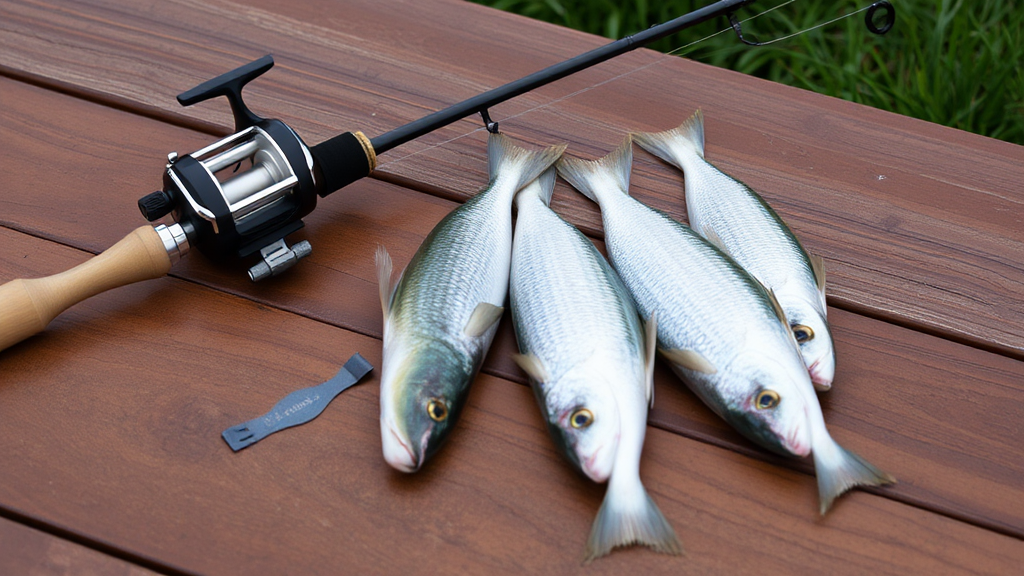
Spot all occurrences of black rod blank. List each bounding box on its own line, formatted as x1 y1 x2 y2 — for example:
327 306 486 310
367 0 756 155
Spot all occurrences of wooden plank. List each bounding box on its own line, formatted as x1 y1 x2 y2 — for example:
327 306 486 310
0 515 157 575
650 306 1024 537
1 228 1022 575
1 0 1023 359
2 77 1024 537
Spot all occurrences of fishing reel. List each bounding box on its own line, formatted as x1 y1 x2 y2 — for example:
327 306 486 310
0 55 377 352
137 55 376 281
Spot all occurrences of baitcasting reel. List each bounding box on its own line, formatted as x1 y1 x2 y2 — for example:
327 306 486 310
136 55 375 282
0 54 377 351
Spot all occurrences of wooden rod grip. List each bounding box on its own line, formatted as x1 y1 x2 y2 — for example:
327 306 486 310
0 226 173 352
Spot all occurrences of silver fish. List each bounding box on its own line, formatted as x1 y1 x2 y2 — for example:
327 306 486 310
558 138 893 514
510 169 680 561
376 134 566 472
633 110 835 390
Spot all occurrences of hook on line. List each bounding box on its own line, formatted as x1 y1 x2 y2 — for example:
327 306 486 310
480 109 500 134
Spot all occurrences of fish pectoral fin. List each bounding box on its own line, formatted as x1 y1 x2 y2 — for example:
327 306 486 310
701 225 732 259
751 276 792 329
512 352 549 383
464 302 504 337
765 286 789 326
809 253 827 299
762 286 802 348
661 348 717 375
375 245 396 317
643 312 657 407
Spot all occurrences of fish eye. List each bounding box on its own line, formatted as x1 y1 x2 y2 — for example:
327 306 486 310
426 399 449 422
792 324 815 343
570 408 594 429
755 390 780 410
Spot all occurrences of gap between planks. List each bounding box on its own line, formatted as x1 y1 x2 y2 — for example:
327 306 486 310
0 503 198 576
3 222 1020 543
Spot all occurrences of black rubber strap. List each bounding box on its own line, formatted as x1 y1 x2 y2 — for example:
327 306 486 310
221 353 374 451
310 132 374 196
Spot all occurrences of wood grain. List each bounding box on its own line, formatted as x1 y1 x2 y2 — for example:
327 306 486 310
0 516 157 575
1 228 1022 575
1 0 1022 359
2 77 1024 538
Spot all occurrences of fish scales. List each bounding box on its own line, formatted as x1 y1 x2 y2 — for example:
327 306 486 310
633 111 835 389
377 133 566 473
511 218 637 374
510 169 680 561
392 188 514 349
597 181 788 413
558 138 893 516
682 152 822 335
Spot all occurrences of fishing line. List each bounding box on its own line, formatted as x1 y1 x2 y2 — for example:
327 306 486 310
376 0 876 170
493 0 797 125
731 1 883 45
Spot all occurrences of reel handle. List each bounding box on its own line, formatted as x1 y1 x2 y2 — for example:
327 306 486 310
0 226 181 352
177 54 273 130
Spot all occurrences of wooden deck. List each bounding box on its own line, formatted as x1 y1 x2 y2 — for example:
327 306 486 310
1 0 1022 573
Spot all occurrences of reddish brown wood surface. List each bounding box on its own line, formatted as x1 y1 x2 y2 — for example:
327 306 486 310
2 228 1023 575
0 515 156 575
1 0 1023 571
1 0 1023 359
2 76 1024 539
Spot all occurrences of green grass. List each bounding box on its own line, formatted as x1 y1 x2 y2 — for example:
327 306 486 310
471 0 1024 145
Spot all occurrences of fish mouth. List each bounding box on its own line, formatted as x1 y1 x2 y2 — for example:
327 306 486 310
782 415 811 458
382 421 420 473
581 432 618 482
582 445 611 482
808 357 834 392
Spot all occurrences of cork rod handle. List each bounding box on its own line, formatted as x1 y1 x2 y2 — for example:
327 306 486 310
0 226 173 352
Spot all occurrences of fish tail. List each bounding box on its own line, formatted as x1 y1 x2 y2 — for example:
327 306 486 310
584 474 682 562
488 132 566 192
813 436 896 515
632 109 705 165
513 167 557 210
556 136 633 204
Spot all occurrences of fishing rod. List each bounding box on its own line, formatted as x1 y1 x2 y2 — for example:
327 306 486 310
0 0 895 352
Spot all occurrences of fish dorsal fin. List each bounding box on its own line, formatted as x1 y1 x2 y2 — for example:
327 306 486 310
809 253 827 297
464 302 504 337
644 312 657 407
701 225 732 259
661 348 717 375
374 245 396 317
512 352 549 383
